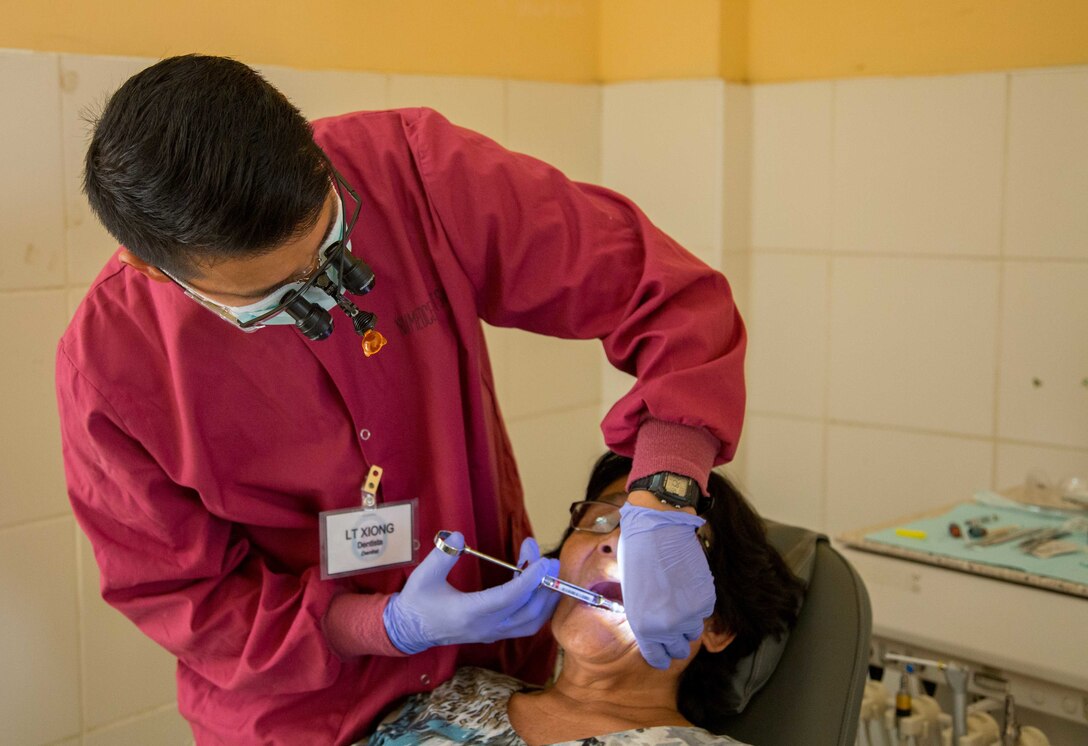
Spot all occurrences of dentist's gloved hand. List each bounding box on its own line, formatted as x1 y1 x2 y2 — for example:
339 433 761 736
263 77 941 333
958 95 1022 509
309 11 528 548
618 503 716 670
383 532 560 655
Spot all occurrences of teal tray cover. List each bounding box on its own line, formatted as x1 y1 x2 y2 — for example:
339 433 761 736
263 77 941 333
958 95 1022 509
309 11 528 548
864 497 1088 588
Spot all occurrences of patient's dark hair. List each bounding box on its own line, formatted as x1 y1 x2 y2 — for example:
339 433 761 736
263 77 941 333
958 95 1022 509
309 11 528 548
83 54 330 280
563 451 805 728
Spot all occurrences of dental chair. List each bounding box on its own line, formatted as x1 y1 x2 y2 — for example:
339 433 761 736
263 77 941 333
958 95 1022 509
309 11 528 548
709 521 872 746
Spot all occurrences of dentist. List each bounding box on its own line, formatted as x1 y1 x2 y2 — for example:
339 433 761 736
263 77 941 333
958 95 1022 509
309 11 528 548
57 54 745 745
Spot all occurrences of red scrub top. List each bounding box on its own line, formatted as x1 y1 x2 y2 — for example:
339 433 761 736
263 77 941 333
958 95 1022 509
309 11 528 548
56 108 745 744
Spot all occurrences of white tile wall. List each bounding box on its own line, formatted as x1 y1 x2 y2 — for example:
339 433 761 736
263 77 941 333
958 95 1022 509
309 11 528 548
601 79 724 265
721 83 753 314
751 81 834 252
1004 69 1088 260
0 50 66 291
82 705 192 746
998 261 1088 448
747 65 1088 550
387 74 506 142
506 81 601 184
508 404 607 550
481 321 511 390
745 68 1088 744
599 366 637 425
994 443 1088 492
724 430 748 491
257 64 387 121
67 285 89 319
720 249 751 319
0 519 81 744
746 253 828 418
825 425 993 535
722 83 752 257
497 333 601 421
59 54 154 285
827 256 1000 436
833 74 1006 256
0 290 71 527
79 533 179 729
739 414 825 529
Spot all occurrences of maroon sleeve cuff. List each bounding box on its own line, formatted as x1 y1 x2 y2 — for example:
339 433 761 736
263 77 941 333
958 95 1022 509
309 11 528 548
627 418 720 495
323 592 408 659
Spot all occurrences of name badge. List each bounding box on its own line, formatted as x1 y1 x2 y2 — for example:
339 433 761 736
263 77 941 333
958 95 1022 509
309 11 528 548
319 499 418 579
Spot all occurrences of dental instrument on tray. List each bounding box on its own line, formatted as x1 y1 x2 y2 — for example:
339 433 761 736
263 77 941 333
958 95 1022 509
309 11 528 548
434 530 625 614
966 525 1032 547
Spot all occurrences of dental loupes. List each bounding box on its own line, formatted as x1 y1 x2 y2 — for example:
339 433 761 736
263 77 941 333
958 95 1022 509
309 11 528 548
434 530 625 614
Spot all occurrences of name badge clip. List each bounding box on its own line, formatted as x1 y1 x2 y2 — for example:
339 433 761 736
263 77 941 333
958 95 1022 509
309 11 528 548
318 464 418 579
361 465 382 510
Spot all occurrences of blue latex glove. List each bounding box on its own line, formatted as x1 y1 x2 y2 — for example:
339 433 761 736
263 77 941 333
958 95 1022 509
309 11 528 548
618 503 716 669
383 532 560 655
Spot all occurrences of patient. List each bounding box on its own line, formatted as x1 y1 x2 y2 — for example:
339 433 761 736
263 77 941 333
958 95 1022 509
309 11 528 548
368 452 804 745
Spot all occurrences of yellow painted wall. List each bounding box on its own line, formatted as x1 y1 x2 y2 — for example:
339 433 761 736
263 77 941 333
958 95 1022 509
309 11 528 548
719 0 749 82
748 0 1088 82
1 0 1087 84
0 0 743 83
598 0 721 81
0 0 599 82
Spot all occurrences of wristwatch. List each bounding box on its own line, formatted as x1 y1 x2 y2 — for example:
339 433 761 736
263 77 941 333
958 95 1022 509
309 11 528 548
628 471 701 510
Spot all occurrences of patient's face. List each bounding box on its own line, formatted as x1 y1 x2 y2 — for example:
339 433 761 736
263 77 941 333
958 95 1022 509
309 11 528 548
551 475 641 665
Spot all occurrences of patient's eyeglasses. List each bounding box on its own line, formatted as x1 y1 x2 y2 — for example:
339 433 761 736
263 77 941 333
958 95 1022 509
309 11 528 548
568 498 715 552
569 501 622 534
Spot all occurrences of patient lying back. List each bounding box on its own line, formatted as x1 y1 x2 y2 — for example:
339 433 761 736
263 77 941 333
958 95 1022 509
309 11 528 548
368 452 804 745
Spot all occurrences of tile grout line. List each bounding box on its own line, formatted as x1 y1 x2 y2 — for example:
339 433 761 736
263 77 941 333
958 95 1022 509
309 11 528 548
80 700 183 739
56 53 71 296
72 518 88 741
991 71 1015 489
505 398 604 425
501 77 510 153
0 512 73 533
747 247 1088 263
749 410 1088 453
821 253 833 533
819 79 839 532
0 285 69 295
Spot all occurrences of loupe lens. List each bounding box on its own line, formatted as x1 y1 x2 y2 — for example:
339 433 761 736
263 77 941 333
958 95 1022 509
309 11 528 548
283 295 333 340
327 244 375 296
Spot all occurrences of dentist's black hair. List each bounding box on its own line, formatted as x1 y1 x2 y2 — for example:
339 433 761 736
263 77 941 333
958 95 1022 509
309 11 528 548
83 54 330 281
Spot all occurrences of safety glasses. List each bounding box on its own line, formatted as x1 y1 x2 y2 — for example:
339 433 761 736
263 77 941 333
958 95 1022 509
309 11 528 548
164 167 362 330
233 168 361 329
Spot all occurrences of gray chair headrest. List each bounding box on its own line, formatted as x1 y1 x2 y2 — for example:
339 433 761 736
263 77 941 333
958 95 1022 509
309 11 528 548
717 520 820 714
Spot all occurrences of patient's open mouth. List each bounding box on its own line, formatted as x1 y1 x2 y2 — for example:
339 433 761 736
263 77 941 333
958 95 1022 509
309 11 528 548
589 581 623 605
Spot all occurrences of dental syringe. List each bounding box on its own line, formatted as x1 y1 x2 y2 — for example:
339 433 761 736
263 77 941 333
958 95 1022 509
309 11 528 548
434 530 625 614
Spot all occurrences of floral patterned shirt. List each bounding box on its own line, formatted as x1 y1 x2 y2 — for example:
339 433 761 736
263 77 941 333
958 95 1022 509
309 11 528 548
366 667 750 745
